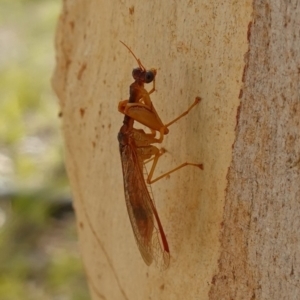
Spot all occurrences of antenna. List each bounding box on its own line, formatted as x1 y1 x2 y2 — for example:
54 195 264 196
120 41 146 71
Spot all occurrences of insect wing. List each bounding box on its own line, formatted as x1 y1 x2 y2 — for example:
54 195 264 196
119 143 170 268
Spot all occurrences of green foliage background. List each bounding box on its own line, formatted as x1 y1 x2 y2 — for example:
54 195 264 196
0 0 89 299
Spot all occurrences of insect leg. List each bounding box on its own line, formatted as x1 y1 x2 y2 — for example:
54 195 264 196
148 78 156 95
134 128 202 184
165 97 201 128
144 148 166 165
133 127 165 145
118 99 129 114
147 161 203 184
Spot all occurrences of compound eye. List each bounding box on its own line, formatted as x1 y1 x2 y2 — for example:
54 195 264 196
144 71 155 83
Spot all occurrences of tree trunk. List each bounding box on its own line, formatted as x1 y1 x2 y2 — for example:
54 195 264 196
52 0 300 299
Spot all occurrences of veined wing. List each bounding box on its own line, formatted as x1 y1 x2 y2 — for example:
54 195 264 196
119 141 170 268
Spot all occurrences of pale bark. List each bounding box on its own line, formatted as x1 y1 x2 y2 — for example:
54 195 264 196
52 1 300 299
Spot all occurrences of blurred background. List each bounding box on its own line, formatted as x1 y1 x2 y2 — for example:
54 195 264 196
0 0 89 299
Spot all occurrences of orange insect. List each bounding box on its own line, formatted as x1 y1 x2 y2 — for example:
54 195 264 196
118 42 203 268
